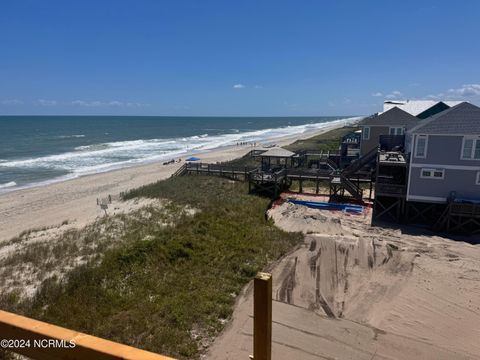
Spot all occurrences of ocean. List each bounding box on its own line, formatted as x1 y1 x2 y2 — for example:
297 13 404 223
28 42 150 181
0 115 358 192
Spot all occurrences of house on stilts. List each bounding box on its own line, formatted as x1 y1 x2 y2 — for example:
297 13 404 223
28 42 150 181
372 101 480 234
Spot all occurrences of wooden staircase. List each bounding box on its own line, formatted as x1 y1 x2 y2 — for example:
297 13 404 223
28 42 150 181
342 146 377 176
171 163 187 177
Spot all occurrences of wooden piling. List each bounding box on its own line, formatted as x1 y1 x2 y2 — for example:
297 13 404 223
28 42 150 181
254 272 272 360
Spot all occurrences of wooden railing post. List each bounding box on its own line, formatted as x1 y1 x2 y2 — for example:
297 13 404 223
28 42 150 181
253 272 272 360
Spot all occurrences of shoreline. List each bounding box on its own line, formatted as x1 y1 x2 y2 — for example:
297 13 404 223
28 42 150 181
0 116 361 195
0 118 357 242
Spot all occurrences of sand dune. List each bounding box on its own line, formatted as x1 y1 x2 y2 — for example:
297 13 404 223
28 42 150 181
208 196 480 359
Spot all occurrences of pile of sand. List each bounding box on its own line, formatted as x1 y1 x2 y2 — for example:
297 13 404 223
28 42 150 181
208 198 480 359
268 202 343 236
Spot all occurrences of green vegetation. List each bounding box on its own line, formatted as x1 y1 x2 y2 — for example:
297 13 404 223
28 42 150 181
285 126 359 153
218 126 359 169
1 177 302 359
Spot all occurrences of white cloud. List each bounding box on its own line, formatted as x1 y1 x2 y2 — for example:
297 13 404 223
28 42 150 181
34 99 57 106
447 84 480 97
233 84 245 89
0 99 23 105
385 90 403 99
423 84 480 101
371 92 383 97
254 85 263 89
426 93 444 100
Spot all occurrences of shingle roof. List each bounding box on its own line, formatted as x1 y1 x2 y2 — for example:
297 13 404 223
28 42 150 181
409 102 480 135
360 107 420 129
260 147 295 157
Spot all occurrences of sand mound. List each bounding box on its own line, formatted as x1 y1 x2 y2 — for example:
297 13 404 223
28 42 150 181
269 202 344 236
209 199 480 359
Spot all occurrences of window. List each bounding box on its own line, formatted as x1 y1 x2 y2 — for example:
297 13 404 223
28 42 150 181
363 127 370 140
461 136 480 160
420 168 444 179
389 127 404 135
415 135 428 158
476 172 480 185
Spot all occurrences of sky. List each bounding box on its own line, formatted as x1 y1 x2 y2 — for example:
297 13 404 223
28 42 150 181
1 0 480 116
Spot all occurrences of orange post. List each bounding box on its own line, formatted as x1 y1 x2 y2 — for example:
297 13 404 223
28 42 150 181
253 272 272 360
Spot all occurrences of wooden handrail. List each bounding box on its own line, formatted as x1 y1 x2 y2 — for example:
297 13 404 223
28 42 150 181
0 310 175 360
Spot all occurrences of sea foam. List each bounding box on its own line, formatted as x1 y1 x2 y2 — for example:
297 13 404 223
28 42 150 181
0 181 17 189
0 116 362 191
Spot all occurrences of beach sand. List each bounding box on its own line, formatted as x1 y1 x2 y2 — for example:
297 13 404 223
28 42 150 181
207 194 480 359
0 121 347 243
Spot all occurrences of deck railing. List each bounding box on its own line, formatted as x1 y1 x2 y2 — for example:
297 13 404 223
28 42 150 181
0 310 174 360
1 272 274 360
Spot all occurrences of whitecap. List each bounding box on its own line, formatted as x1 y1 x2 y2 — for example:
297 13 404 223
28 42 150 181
58 134 86 139
0 181 17 189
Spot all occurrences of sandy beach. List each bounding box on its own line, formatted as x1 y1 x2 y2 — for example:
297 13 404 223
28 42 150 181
0 120 348 243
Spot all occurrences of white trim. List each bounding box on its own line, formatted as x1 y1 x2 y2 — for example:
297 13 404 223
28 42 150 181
420 168 445 180
406 134 415 198
411 163 480 171
460 135 480 160
362 126 370 140
406 194 447 203
414 134 428 159
389 126 404 135
476 172 480 185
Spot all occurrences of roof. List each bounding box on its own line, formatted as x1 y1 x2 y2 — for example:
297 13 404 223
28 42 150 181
259 147 295 157
383 100 465 116
416 101 450 120
410 102 480 135
360 107 420 129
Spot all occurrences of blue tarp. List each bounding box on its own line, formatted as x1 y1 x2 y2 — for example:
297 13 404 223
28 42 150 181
186 157 201 161
288 199 363 214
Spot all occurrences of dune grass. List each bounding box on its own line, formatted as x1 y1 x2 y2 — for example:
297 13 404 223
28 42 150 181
0 176 302 359
285 126 359 153
218 125 359 169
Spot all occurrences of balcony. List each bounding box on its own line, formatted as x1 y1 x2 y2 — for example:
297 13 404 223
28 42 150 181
379 135 405 152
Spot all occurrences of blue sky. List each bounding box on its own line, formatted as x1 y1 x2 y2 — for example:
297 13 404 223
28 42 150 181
1 0 479 116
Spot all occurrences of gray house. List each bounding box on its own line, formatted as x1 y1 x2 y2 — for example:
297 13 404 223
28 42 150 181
406 102 480 203
359 107 419 156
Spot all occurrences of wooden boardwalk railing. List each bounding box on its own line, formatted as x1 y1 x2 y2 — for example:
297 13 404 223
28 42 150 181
0 310 175 360
1 271 275 360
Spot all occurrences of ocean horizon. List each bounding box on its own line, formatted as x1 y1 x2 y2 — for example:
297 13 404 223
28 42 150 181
0 115 360 192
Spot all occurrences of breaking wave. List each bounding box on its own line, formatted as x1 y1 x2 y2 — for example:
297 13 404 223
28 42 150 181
0 116 361 191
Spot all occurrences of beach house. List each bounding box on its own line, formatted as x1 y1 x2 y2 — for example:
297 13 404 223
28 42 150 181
359 107 419 156
372 102 480 233
360 100 467 157
406 102 480 203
